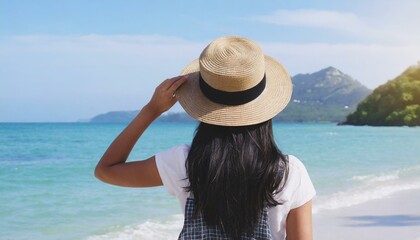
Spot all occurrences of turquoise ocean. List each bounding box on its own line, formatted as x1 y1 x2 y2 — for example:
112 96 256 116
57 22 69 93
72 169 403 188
1 122 420 239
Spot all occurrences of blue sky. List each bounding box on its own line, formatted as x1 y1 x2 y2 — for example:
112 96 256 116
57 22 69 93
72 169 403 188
1 0 420 122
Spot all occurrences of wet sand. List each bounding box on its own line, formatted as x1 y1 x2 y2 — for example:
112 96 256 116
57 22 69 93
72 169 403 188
313 189 420 240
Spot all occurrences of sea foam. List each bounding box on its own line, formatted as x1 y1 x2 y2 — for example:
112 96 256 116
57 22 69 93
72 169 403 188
313 167 420 213
86 215 183 240
351 165 420 183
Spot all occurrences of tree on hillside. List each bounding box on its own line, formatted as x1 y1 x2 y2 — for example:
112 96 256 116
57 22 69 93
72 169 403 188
344 64 420 126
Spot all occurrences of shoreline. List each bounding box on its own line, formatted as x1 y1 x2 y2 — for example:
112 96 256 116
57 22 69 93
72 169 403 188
313 188 420 240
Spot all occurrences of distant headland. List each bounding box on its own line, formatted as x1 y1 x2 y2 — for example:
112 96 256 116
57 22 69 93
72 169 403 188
87 66 371 123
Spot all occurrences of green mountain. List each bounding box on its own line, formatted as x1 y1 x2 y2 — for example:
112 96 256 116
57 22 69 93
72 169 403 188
90 111 139 123
343 63 420 126
290 66 370 106
89 67 371 123
274 66 371 122
90 111 195 123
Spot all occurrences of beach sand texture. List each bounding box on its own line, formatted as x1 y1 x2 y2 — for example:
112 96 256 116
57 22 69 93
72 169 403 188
314 189 420 240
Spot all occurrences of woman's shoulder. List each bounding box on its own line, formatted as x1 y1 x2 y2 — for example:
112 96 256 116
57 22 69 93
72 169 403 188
155 144 190 176
156 144 190 160
154 144 191 197
280 154 316 209
175 144 190 154
283 154 312 184
286 155 307 172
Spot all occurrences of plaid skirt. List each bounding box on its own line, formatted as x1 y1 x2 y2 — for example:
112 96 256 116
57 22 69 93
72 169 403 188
178 198 272 240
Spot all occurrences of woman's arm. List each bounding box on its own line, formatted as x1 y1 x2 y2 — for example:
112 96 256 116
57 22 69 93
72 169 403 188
94 75 187 187
286 200 313 240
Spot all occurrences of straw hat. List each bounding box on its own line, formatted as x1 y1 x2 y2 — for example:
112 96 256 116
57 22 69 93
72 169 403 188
176 36 292 126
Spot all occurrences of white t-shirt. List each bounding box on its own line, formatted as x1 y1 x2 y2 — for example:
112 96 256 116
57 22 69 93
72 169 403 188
155 144 316 240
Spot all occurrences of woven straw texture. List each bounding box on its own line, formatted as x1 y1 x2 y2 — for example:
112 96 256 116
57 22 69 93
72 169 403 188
176 37 292 126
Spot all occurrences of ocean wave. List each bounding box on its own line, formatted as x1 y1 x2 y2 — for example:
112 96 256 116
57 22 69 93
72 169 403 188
86 215 183 240
86 167 420 238
351 172 399 182
325 131 339 136
313 177 420 213
351 165 420 183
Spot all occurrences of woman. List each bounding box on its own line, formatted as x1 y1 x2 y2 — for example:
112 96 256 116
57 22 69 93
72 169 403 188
95 36 315 240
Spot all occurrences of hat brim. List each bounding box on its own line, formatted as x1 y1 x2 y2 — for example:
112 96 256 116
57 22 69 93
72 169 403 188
175 56 292 126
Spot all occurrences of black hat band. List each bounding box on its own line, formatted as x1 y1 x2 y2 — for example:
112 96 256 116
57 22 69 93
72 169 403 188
199 74 266 106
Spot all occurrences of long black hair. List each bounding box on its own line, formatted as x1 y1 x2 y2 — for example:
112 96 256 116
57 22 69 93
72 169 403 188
185 119 289 238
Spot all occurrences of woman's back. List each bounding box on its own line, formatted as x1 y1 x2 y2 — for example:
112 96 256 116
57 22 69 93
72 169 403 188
156 144 315 240
184 121 287 238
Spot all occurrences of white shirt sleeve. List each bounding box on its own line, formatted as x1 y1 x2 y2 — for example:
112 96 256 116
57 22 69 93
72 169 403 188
287 155 316 209
155 144 190 198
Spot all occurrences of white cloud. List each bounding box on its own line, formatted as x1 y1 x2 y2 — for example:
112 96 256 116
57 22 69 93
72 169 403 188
261 42 420 89
0 35 206 122
1 34 419 121
252 9 365 35
5 34 202 55
251 8 420 44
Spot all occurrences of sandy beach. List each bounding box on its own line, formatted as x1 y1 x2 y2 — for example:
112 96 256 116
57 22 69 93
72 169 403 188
313 188 420 240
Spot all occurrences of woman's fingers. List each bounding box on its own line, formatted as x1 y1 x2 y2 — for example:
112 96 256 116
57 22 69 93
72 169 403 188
169 75 188 94
147 75 188 115
160 75 185 90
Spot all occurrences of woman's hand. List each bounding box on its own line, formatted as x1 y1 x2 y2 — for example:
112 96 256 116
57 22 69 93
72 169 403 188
94 75 187 187
146 75 188 116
